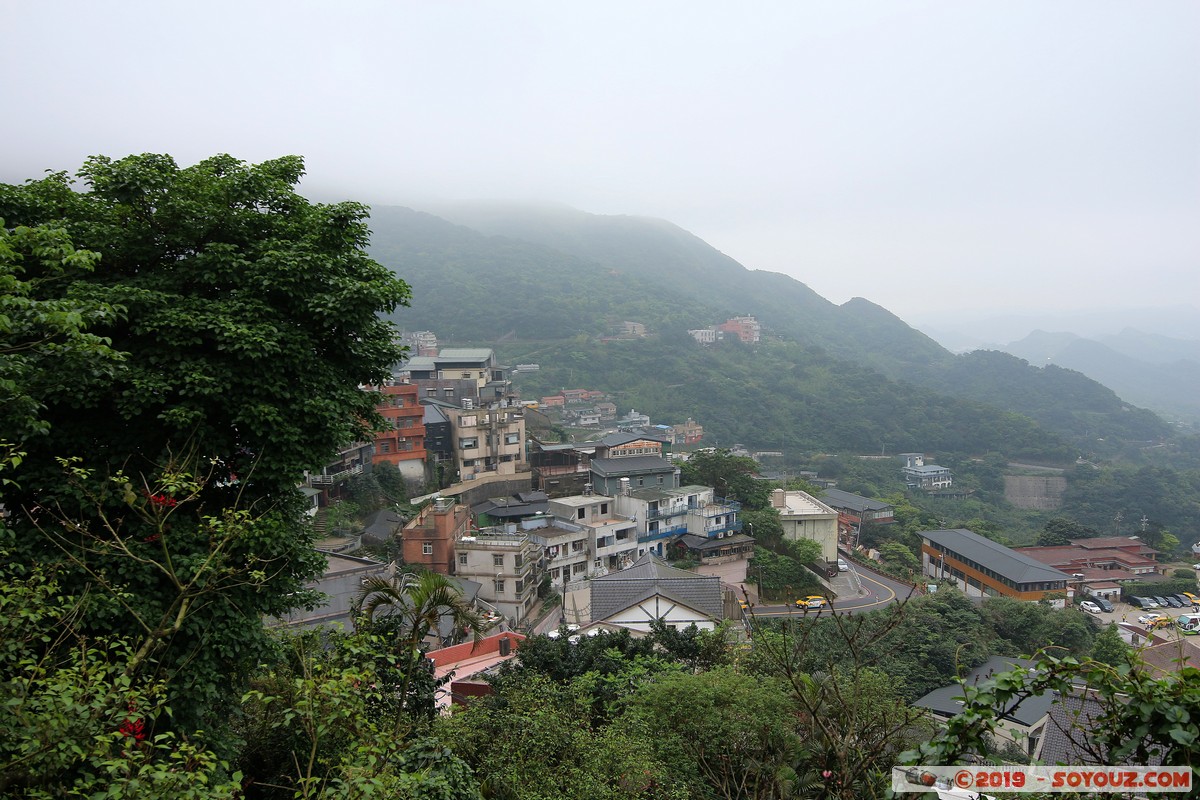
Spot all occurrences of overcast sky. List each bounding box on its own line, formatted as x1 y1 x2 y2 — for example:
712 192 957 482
4 2 1197 322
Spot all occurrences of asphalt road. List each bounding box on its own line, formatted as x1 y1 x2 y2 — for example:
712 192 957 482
747 563 918 620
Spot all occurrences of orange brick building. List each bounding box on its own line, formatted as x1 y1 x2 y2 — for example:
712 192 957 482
372 382 426 483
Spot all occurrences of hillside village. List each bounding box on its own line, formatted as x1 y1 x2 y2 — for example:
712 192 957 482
295 337 1200 657
278 334 1200 786
6 155 1200 798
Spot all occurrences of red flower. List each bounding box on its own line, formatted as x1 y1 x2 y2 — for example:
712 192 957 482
145 492 178 508
119 703 146 741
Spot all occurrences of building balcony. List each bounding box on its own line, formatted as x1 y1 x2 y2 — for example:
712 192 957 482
307 464 364 486
702 521 743 538
640 525 687 542
645 506 689 521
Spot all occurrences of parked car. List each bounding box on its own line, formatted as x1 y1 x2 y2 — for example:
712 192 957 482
837 558 849 572
1156 595 1179 608
1079 600 1101 614
1172 594 1194 607
1182 591 1200 605
1093 597 1115 613
1137 613 1163 625
1129 596 1156 609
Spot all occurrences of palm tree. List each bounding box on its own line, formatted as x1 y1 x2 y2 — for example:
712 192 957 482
355 570 490 652
354 571 492 724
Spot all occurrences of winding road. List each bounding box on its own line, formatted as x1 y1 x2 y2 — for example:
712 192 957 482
746 564 918 620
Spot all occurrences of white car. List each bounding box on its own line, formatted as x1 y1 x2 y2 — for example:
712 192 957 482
1079 601 1101 614
837 558 849 572
1137 613 1162 625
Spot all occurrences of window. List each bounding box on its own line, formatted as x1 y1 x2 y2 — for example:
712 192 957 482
380 441 391 453
461 372 471 379
425 388 437 397
505 432 520 445
572 540 584 552
577 508 586 520
600 503 608 515
460 437 478 449
515 579 524 594
493 579 505 594
458 553 468 566
493 554 504 567
422 543 433 555
572 563 586 575
442 387 455 397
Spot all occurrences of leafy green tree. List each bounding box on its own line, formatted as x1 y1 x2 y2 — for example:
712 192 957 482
434 673 686 800
617 666 807 800
748 545 825 601
879 541 918 572
741 506 784 549
239 629 481 800
1090 623 1130 667
0 153 411 739
979 597 1094 658
0 222 124 441
1037 516 1097 546
646 619 734 672
677 449 771 509
0 529 242 798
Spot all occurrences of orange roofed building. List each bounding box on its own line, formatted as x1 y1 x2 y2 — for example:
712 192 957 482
426 631 525 712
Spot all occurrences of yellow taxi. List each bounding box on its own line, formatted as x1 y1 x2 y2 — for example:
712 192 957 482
795 595 828 610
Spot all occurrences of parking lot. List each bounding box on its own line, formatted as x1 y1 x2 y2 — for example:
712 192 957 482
1084 593 1200 631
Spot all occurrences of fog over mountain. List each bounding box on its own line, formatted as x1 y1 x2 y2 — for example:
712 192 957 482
5 3 1198 323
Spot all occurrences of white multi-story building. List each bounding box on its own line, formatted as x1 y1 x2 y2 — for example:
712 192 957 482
614 484 741 558
547 494 639 577
770 488 839 563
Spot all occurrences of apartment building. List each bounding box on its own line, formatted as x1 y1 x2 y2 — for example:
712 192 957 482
401 496 469 574
455 526 541 624
547 494 639 576
371 382 427 483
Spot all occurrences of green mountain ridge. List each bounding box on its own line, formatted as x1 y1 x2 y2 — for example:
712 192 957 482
367 201 1173 459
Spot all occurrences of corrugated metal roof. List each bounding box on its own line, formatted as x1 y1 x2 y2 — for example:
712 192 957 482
923 529 1072 585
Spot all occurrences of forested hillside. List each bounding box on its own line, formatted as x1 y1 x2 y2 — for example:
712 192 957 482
368 201 1174 459
505 336 1074 463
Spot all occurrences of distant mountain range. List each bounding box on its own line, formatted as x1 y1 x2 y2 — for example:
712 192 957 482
366 201 1176 459
1000 328 1200 426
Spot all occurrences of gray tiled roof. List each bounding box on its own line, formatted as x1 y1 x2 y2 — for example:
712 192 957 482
599 431 670 447
677 533 755 553
591 554 722 620
590 456 676 476
1039 688 1161 766
914 657 1052 728
923 529 1072 586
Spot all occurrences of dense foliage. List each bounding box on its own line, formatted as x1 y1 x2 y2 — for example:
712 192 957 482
0 153 410 742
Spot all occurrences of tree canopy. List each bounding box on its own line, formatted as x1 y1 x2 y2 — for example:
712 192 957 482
0 153 411 740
